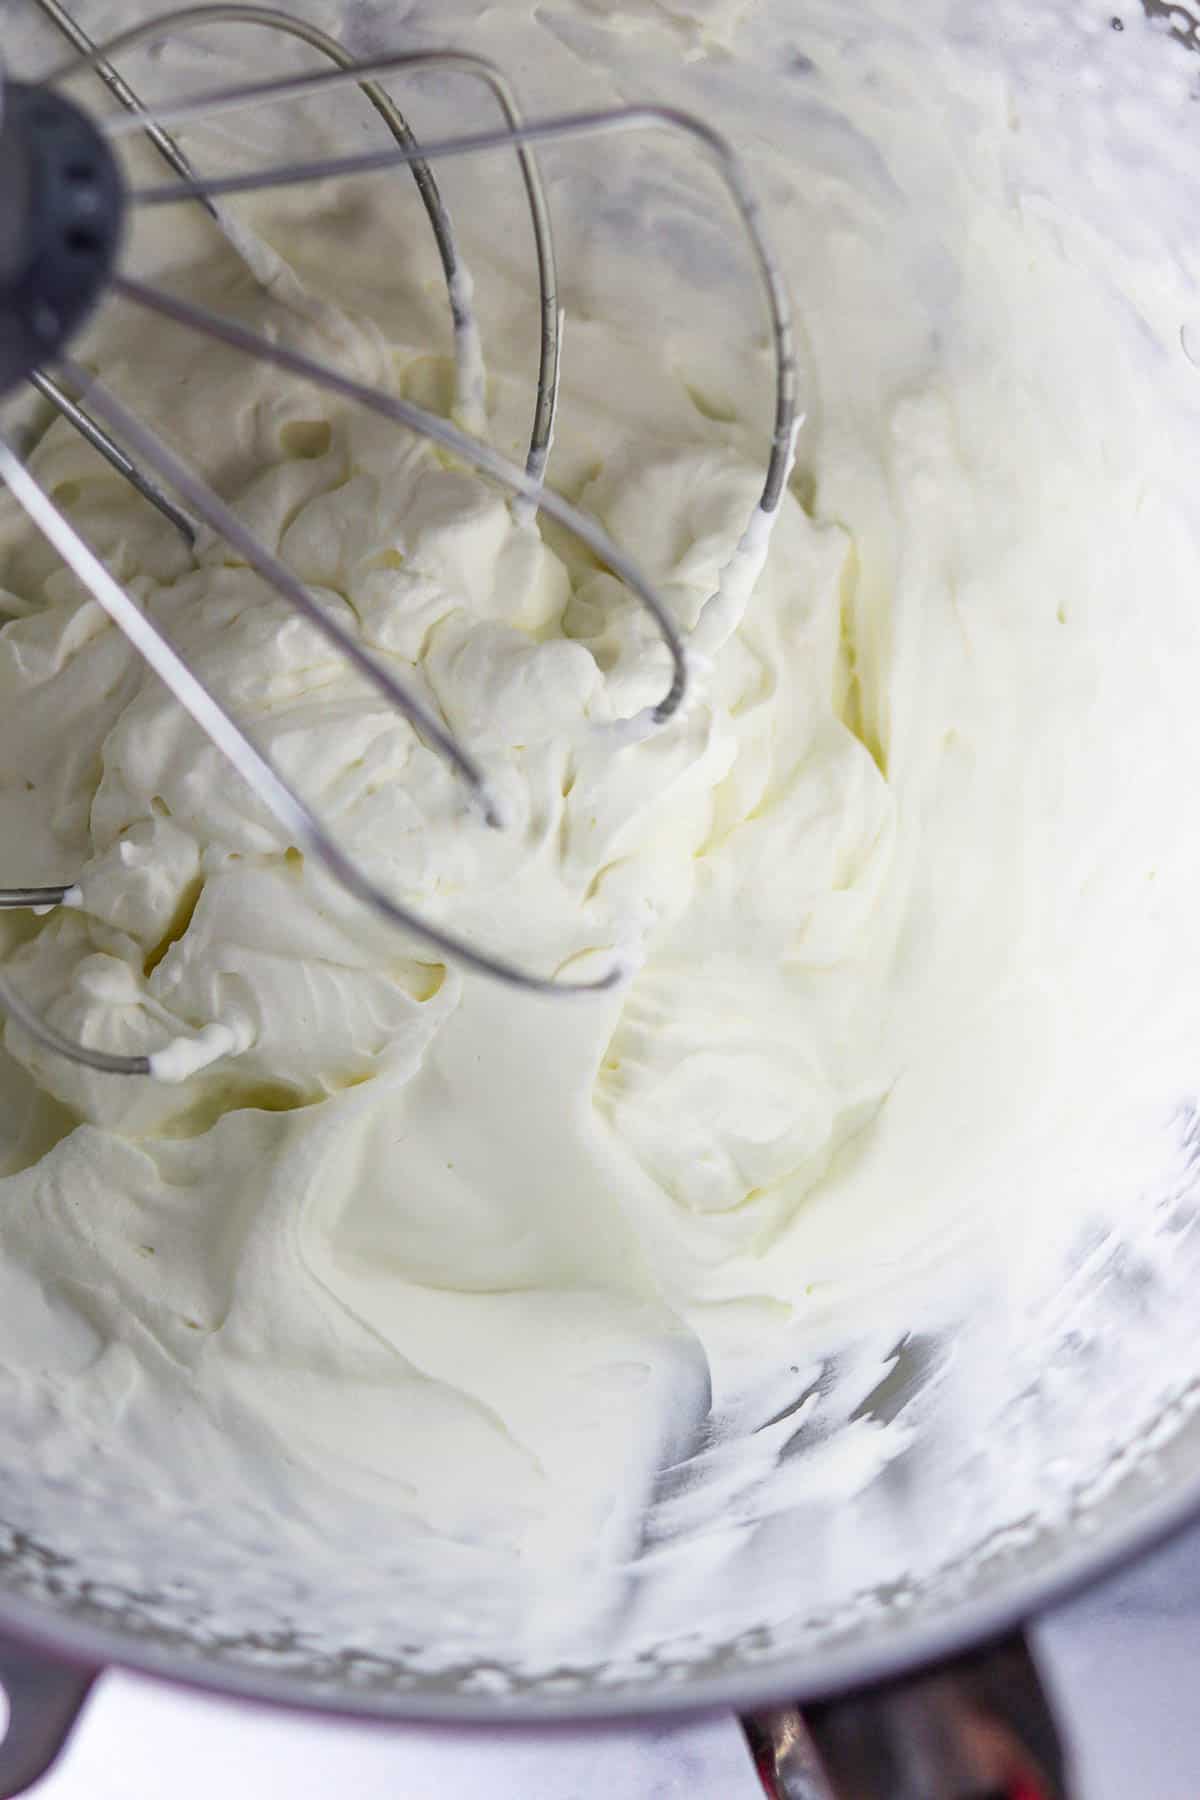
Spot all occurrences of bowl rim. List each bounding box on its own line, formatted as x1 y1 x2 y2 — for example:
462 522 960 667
0 1458 1198 1726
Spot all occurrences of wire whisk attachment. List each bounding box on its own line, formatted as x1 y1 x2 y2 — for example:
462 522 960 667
0 0 799 1081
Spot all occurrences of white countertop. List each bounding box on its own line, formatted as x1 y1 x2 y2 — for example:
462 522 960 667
24 1520 1200 1800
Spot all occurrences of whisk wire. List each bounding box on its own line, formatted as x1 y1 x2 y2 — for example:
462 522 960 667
114 80 797 520
112 273 692 725
28 370 197 546
0 433 624 1075
35 0 490 439
0 886 79 910
57 358 498 819
0 963 152 1077
31 0 224 225
41 4 561 477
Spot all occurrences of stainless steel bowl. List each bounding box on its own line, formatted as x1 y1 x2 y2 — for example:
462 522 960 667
3 2 1199 1794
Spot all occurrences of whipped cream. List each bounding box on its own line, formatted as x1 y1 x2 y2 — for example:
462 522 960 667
1 0 1200 1688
